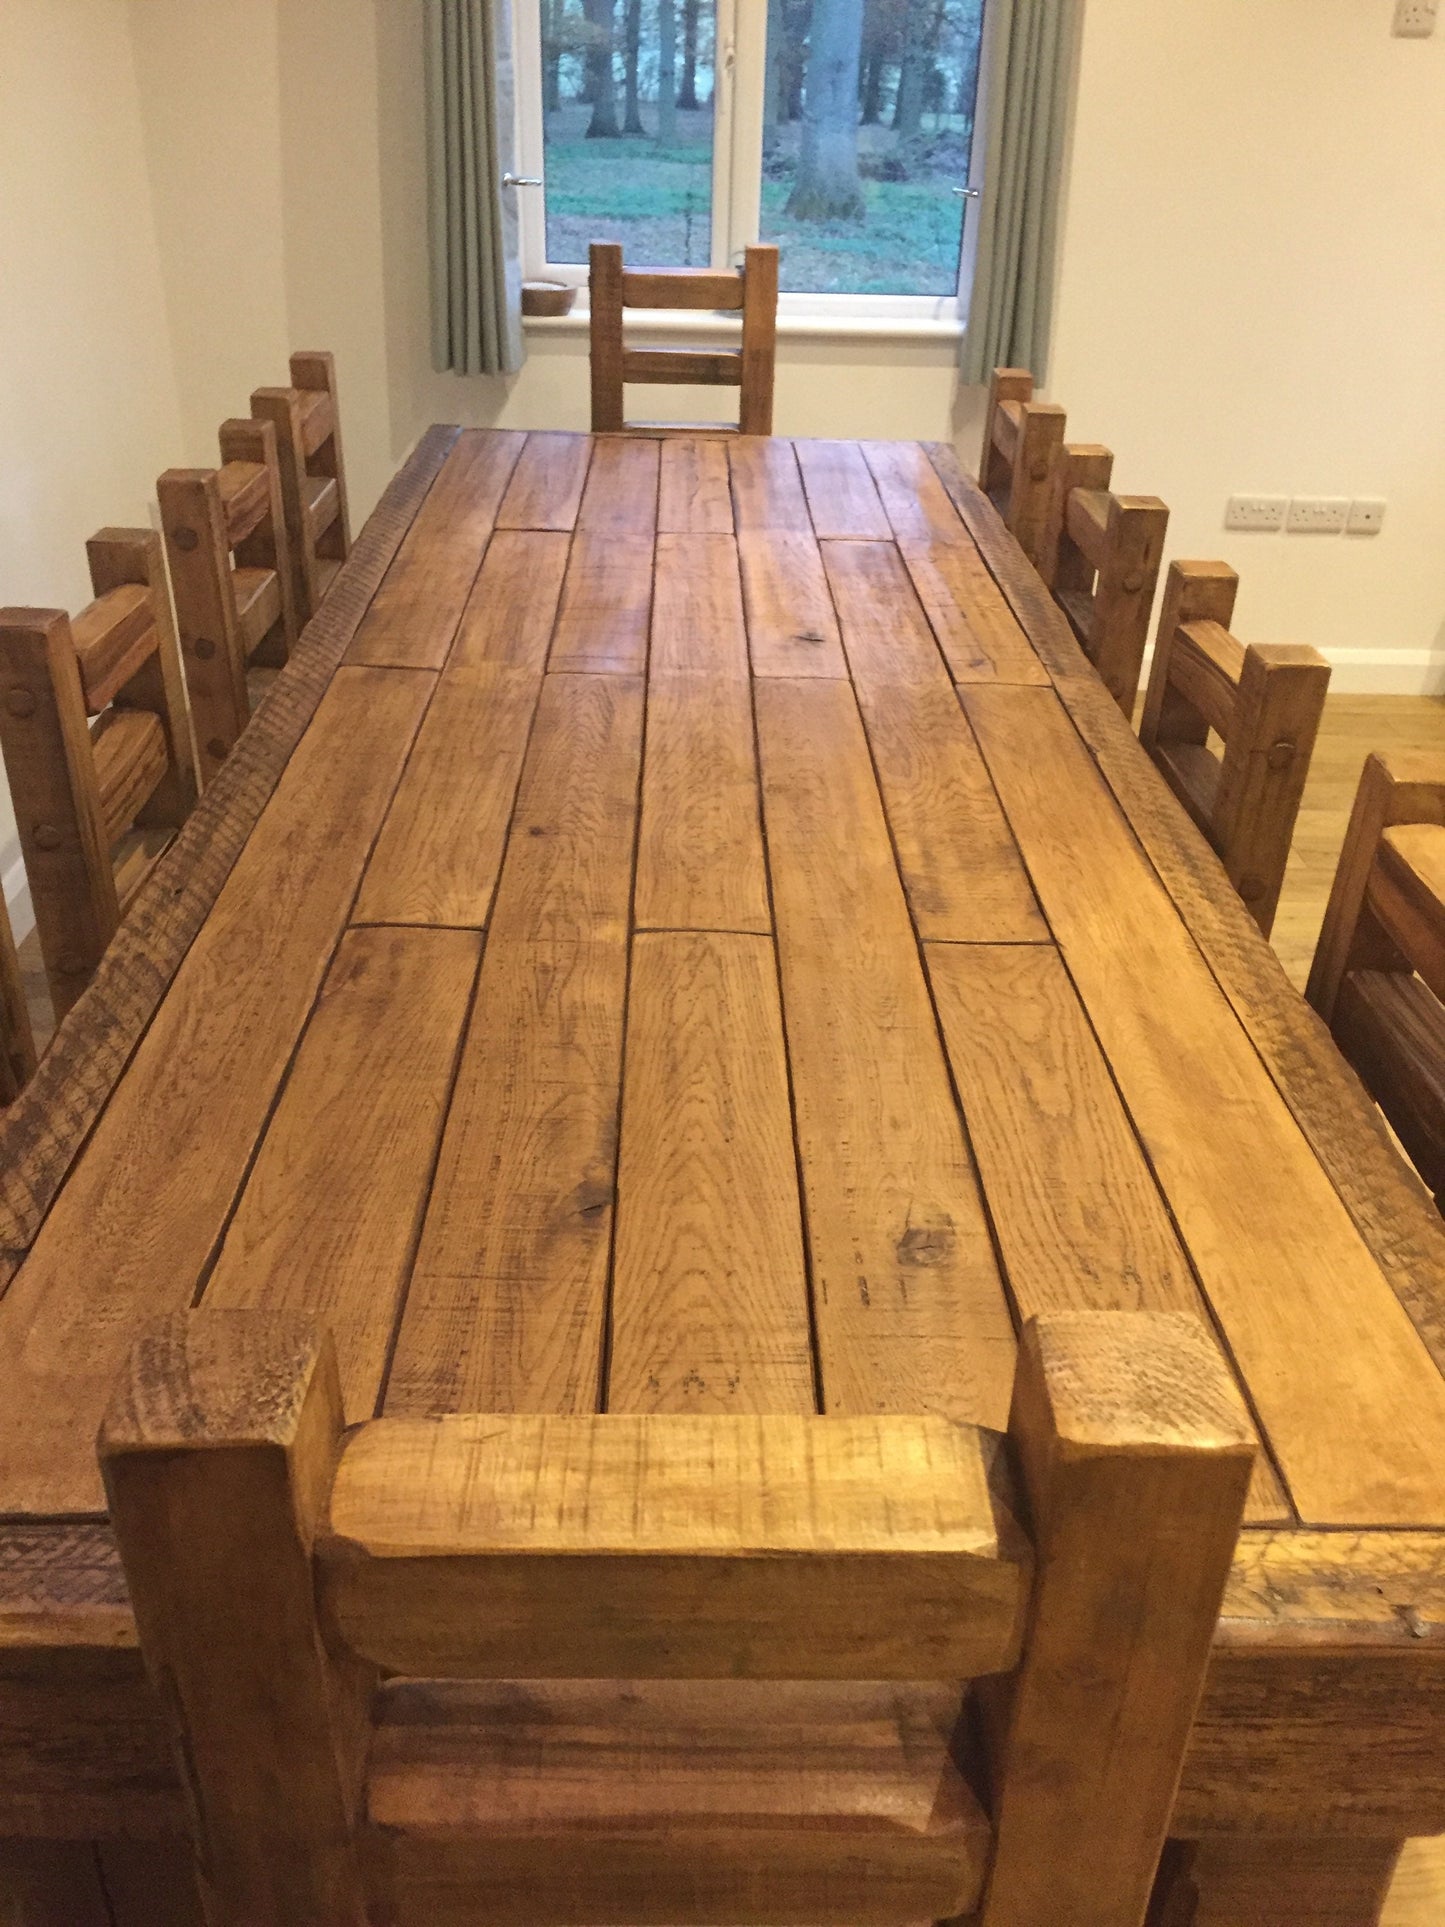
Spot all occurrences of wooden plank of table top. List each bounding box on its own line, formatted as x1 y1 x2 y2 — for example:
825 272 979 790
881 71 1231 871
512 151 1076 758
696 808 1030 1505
577 436 660 534
896 533 1050 686
756 677 1017 1428
637 674 770 935
203 926 480 1424
823 538 952 686
650 532 748 678
730 437 811 531
927 943 1290 1525
965 682 1445 1527
0 666 434 1515
346 429 524 668
495 430 593 531
657 437 735 534
608 931 815 1413
488 672 644 942
352 665 541 928
852 676 1048 945
386 675 643 1415
795 439 891 541
862 438 967 542
550 532 654 674
738 528 846 678
928 439 1445 1410
447 529 570 672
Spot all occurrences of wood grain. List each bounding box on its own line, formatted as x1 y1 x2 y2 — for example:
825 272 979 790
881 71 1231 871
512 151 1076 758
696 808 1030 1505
964 682 1445 1527
576 435 660 534
657 437 735 533
0 668 434 1515
862 437 967 541
446 528 570 672
609 933 812 1411
495 430 593 531
928 943 1289 1524
354 666 543 927
738 528 846 677
729 438 810 531
322 1410 1026 1678
636 673 770 934
648 532 748 678
203 926 480 1423
896 533 1049 685
346 429 524 668
755 676 1017 1427
795 438 890 540
823 537 951 686
366 1679 990 1927
550 533 654 673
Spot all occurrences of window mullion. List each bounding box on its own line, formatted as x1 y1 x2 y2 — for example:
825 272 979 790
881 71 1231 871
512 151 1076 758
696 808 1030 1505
724 0 766 264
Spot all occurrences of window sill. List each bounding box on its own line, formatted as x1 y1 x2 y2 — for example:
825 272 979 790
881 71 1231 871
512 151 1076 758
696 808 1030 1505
523 306 965 346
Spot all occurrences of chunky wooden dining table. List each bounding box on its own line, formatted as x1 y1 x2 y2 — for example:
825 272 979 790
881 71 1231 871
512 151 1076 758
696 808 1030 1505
2 425 1445 1923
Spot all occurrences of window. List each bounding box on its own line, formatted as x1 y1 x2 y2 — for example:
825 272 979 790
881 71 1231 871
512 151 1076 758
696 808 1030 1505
514 0 989 320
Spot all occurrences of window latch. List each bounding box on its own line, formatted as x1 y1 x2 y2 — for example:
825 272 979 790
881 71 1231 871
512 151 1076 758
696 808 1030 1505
952 186 982 200
502 174 543 189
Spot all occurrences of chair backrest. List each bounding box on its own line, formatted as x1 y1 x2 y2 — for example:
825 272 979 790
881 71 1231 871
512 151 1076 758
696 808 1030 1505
1037 442 1169 718
589 242 778 436
158 417 299 786
980 367 1067 567
1139 560 1330 938
0 893 37 1105
0 530 199 1022
99 1305 1253 1927
250 350 352 626
1308 753 1445 1206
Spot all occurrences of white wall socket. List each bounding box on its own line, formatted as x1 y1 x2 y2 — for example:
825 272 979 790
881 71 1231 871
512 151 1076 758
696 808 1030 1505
1394 0 1438 36
1347 497 1388 535
1225 495 1289 532
1287 497 1352 534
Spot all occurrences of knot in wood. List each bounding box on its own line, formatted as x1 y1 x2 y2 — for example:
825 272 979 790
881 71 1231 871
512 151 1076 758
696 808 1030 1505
207 737 228 761
56 951 87 977
32 824 62 851
1238 875 1266 902
193 637 217 661
1122 570 1146 594
4 686 35 719
172 527 199 554
1266 740 1296 773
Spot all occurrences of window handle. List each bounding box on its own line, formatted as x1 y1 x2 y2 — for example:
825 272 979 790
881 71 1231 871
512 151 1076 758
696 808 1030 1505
502 173 543 189
953 186 982 200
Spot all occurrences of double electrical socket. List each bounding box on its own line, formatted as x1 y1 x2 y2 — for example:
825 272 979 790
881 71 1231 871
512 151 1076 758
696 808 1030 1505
1225 495 1387 536
1393 0 1438 37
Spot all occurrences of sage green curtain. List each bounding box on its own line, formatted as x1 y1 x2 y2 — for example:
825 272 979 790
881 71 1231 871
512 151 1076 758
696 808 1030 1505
425 0 524 376
959 0 1077 386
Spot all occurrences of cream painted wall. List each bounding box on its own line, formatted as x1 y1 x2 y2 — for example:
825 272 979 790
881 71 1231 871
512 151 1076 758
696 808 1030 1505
1048 0 1445 689
0 0 186 919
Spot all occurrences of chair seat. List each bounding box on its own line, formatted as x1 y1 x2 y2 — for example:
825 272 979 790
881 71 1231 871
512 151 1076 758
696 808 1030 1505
233 565 282 656
365 1679 988 1927
90 707 169 846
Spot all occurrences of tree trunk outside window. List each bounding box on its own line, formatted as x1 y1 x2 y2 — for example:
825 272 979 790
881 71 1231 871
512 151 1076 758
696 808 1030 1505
623 0 645 132
583 0 621 136
657 0 677 143
786 0 866 221
678 0 699 109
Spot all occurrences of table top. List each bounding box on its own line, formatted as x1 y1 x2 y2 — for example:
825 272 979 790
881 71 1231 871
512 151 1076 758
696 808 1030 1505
4 427 1445 1547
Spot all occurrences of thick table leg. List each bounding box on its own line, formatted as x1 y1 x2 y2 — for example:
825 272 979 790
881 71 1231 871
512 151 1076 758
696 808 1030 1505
1155 1835 1404 1926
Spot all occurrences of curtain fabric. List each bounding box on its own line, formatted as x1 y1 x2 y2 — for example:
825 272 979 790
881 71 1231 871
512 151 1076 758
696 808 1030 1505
425 0 525 376
959 0 1077 386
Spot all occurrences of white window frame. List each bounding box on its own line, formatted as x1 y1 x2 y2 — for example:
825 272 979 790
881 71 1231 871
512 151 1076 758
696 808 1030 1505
512 0 987 331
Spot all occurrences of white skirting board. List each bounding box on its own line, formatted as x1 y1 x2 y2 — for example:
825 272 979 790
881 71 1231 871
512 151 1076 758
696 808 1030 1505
1 647 1439 944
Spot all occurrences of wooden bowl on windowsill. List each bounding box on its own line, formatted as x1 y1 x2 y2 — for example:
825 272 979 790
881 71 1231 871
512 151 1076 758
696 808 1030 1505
522 280 577 318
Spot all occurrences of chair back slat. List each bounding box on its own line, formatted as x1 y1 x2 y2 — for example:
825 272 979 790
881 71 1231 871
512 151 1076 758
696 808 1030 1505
251 349 351 626
0 893 36 1105
980 367 1066 567
100 1306 1253 1927
589 242 778 435
159 416 298 784
1141 560 1329 935
0 529 197 1019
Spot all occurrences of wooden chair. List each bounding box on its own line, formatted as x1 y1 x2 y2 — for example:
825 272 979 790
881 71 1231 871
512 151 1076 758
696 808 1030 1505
1139 561 1330 939
589 242 778 435
158 418 299 786
1307 753 1445 1207
0 531 199 1022
1037 442 1169 718
250 351 351 626
979 367 1067 567
99 1306 1253 1927
0 894 37 1104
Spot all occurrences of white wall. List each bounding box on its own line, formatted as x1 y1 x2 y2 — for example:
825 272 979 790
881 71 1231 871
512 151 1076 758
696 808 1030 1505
0 0 186 926
1049 0 1445 689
